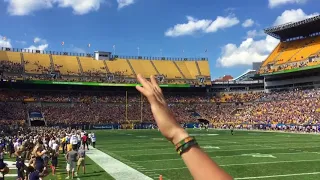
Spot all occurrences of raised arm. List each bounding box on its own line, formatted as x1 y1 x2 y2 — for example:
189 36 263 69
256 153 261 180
135 74 233 180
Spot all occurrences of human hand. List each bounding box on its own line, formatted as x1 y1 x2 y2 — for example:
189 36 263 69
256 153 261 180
136 74 188 144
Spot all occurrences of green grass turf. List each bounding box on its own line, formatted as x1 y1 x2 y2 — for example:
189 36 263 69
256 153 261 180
91 129 320 180
6 129 320 180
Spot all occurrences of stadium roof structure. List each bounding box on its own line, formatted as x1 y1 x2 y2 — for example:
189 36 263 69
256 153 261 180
264 15 320 40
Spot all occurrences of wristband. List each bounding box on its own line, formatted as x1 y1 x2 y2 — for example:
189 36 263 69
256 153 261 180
177 139 198 156
175 136 195 151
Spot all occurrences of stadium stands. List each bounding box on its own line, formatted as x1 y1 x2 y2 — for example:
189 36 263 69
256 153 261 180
152 60 182 79
0 48 211 85
197 60 210 77
24 53 51 74
79 57 107 76
0 89 319 127
260 16 320 74
0 51 22 64
52 55 81 75
106 59 134 77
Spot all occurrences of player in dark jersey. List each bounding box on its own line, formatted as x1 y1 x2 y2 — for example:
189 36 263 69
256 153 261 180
0 147 9 180
230 125 234 135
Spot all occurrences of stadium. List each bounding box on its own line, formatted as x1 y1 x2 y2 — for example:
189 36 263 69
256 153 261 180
1 2 320 180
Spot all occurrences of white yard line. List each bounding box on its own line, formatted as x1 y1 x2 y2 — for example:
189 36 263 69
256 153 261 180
234 172 320 179
132 151 320 162
126 145 320 157
143 159 320 171
86 146 153 180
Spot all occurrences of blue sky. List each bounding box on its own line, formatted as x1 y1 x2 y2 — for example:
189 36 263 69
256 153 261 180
0 0 319 79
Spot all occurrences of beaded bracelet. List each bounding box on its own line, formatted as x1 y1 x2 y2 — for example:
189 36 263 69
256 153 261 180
175 136 195 151
177 139 198 156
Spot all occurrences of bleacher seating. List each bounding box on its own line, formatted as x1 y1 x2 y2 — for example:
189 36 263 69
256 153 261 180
184 61 199 78
175 61 193 79
52 55 80 75
152 60 182 79
79 57 106 76
23 53 51 74
106 59 134 77
197 60 210 77
260 35 320 73
128 59 158 77
0 51 21 63
0 48 211 84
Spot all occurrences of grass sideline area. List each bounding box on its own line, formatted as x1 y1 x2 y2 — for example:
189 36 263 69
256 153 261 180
92 129 320 180
4 129 320 180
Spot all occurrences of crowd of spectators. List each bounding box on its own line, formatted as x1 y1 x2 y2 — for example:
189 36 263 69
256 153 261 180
0 88 319 127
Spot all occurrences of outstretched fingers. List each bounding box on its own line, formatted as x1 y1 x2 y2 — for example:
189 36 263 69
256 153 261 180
150 75 162 93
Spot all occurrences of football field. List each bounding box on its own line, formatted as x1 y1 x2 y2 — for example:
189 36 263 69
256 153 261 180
92 129 320 180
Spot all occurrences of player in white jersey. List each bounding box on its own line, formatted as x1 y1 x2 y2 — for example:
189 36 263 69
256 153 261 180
91 133 96 148
70 134 78 150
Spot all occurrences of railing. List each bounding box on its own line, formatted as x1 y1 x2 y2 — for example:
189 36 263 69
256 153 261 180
0 47 208 61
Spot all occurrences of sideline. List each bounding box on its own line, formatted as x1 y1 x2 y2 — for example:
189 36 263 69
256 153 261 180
86 146 153 180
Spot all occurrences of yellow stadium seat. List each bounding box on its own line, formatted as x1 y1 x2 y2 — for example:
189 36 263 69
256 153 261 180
261 43 281 67
184 61 199 79
52 55 81 75
291 36 320 62
152 60 182 79
106 59 134 77
175 61 193 79
79 57 107 76
197 61 210 77
23 53 51 74
129 59 158 77
0 51 22 64
261 35 320 73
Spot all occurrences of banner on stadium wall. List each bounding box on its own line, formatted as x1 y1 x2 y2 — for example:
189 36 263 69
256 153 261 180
24 80 191 88
91 125 115 129
28 111 44 121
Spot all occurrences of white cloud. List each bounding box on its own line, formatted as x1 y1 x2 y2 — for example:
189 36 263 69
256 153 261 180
205 16 239 33
4 0 54 16
242 19 254 28
268 0 308 8
117 0 135 9
217 35 279 67
273 9 319 26
246 30 265 38
165 15 239 37
55 0 104 15
0 35 12 48
26 44 49 51
4 0 104 16
33 37 47 45
165 16 212 37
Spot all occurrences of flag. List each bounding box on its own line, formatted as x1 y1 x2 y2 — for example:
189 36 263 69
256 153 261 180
2 36 6 41
61 41 65 46
88 43 91 48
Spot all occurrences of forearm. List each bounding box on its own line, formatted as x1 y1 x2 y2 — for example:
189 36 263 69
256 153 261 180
172 129 233 180
181 147 233 180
